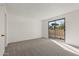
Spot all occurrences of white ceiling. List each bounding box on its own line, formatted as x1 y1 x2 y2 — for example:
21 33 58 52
6 3 79 20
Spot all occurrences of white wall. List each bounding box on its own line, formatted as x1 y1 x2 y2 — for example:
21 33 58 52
6 4 79 46
0 5 5 55
6 6 42 43
42 10 79 47
42 20 48 38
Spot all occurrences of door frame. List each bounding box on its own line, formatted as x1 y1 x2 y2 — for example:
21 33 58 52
48 18 66 42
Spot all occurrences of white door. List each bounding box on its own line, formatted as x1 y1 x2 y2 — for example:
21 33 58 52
0 6 5 56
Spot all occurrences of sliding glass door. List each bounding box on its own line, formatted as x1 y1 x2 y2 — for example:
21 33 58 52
48 21 56 38
48 18 65 40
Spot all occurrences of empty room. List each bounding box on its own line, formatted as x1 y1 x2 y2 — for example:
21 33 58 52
0 3 79 56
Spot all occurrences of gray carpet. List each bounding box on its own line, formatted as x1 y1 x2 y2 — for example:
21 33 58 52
4 38 78 56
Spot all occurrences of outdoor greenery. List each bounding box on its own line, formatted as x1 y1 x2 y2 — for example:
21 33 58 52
49 23 64 30
58 24 64 29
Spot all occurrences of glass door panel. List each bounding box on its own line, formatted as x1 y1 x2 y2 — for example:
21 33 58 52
48 18 65 40
55 19 65 39
48 21 56 38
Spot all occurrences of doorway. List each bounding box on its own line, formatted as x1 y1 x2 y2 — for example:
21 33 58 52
48 18 65 41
